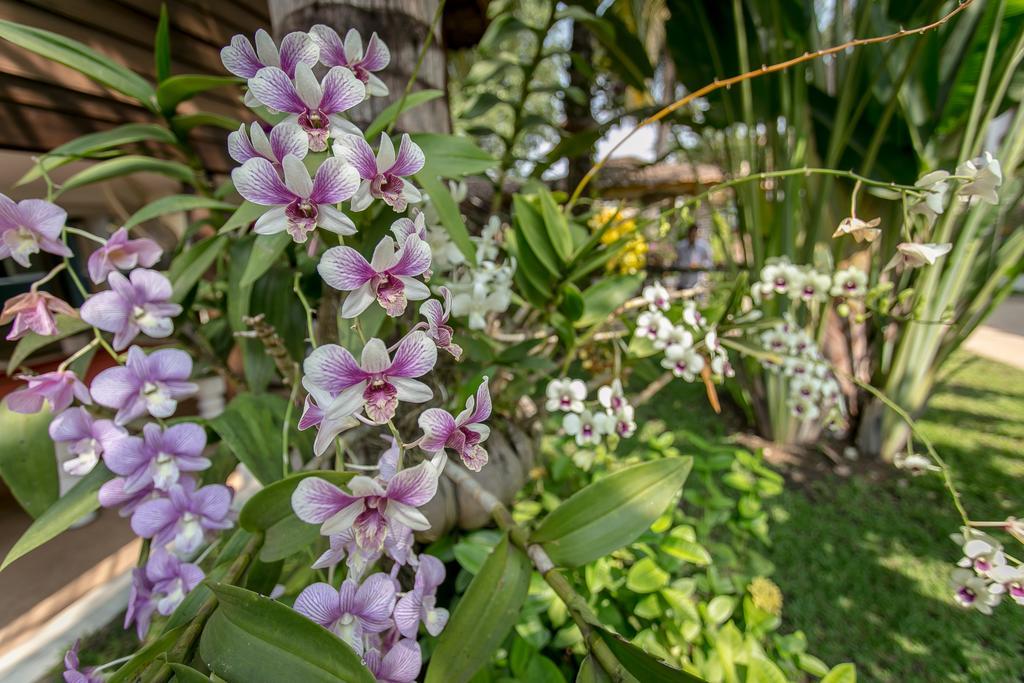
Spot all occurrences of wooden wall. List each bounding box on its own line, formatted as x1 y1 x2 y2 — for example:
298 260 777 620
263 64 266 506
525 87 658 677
0 0 271 174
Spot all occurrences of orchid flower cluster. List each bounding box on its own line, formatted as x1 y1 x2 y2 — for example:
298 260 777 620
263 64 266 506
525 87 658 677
421 192 516 331
0 197 235 643
751 257 868 308
222 27 495 671
757 319 845 426
948 524 1024 615
634 281 734 383
546 376 637 459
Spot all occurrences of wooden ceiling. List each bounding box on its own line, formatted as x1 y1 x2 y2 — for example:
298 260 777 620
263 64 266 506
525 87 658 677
0 0 271 174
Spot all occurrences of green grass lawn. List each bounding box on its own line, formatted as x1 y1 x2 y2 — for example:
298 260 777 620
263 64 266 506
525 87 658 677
762 353 1024 682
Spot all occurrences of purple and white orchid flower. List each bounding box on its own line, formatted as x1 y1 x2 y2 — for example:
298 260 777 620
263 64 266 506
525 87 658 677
293 573 396 654
0 193 72 267
310 26 390 96
104 422 210 493
86 227 162 285
49 407 126 476
233 155 359 243
81 269 182 350
1 290 76 341
417 377 491 471
391 212 427 244
394 554 449 637
419 287 461 359
333 133 424 212
145 547 205 615
291 454 443 551
7 370 90 414
62 640 102 683
98 476 156 517
130 477 233 555
124 567 156 639
365 640 421 683
248 64 364 151
302 331 437 425
90 346 197 425
228 122 308 166
221 29 318 79
319 235 431 318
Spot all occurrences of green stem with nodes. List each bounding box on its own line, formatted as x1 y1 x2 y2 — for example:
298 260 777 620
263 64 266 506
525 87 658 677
293 272 318 349
282 364 301 478
385 0 447 137
442 464 631 681
29 262 68 292
63 226 107 245
94 328 121 363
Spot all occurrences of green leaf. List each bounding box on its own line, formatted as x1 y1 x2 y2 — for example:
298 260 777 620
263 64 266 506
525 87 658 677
240 233 291 288
479 15 536 52
107 626 186 683
415 165 476 264
0 19 156 109
157 75 241 113
364 89 444 138
538 188 573 262
172 112 241 132
169 664 211 683
17 123 176 185
59 156 195 193
239 471 355 532
426 534 531 683
532 457 692 568
575 273 644 328
626 557 670 594
662 535 712 566
706 596 735 625
596 626 703 682
820 663 856 683
1 465 112 569
513 195 562 276
199 584 375 683
577 654 612 683
154 3 171 82
124 195 236 229
460 92 510 119
0 402 57 517
558 7 653 90
167 234 229 302
410 133 497 177
558 283 585 322
745 658 787 683
218 201 266 234
7 315 88 374
209 393 295 485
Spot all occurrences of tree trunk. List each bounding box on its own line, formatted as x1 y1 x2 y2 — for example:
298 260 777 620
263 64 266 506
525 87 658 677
564 21 595 207
269 0 450 133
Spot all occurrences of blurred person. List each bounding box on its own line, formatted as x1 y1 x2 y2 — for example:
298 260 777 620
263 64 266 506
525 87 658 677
676 225 713 289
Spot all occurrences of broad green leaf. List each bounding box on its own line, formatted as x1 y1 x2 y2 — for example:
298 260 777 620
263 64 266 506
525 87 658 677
124 195 236 229
706 596 735 625
558 6 653 90
169 664 211 683
168 234 229 302
218 201 266 234
577 655 612 683
460 92 510 119
426 535 531 683
514 195 562 276
626 557 670 594
239 234 291 288
0 19 156 109
415 165 476 264
17 124 176 185
209 393 295 485
199 584 375 683
157 75 241 113
558 282 585 322
173 112 241 132
364 89 444 138
7 315 88 374
59 156 194 194
410 133 497 178
820 663 856 683
532 457 692 567
575 273 644 328
596 626 703 682
107 626 186 683
512 220 558 299
1 465 112 569
662 536 712 566
239 471 355 532
538 188 573 262
260 514 320 563
0 403 58 517
745 658 787 683
479 15 536 52
154 3 171 82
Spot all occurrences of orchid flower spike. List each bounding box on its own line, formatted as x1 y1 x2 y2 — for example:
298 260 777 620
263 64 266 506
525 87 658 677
333 133 425 212
221 29 318 79
310 26 391 96
319 235 432 318
248 64 365 151
233 154 359 243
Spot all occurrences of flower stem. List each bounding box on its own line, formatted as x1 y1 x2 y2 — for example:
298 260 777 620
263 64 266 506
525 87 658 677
63 225 108 245
57 337 99 372
293 271 318 349
30 262 68 292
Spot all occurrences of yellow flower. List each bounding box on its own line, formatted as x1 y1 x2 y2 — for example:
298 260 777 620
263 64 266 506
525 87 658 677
749 576 783 616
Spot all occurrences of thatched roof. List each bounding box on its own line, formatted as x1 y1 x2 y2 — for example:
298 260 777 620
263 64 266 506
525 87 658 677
595 157 724 200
